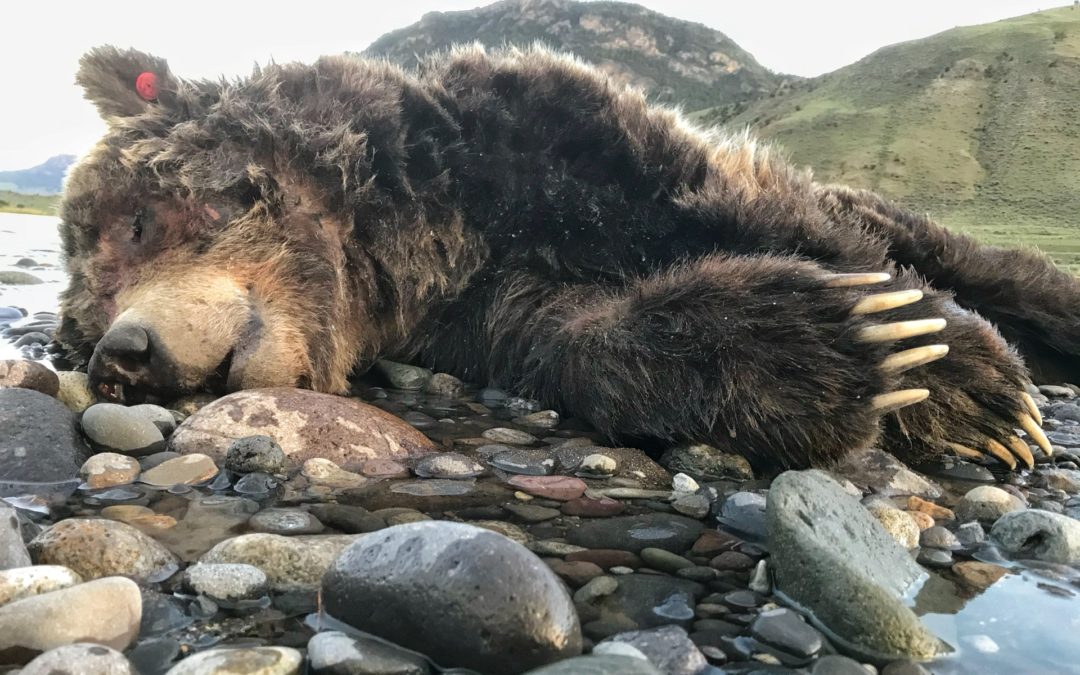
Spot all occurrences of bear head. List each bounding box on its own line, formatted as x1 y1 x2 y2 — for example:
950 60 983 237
56 46 481 404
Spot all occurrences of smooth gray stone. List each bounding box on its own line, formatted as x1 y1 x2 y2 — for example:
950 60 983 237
308 631 430 674
0 503 31 570
991 509 1080 564
522 654 661 674
0 388 91 483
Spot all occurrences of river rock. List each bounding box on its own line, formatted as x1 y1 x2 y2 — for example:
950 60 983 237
0 360 58 396
567 513 705 554
201 533 359 591
55 371 95 413
578 574 704 636
413 452 484 479
21 643 135 675
0 503 30 570
831 449 942 499
660 443 754 480
0 271 43 285
139 454 219 487
990 509 1080 564
522 654 662 674
0 388 90 483
322 521 581 674
28 518 178 582
165 647 302 675
767 470 944 661
185 563 268 602
79 453 141 489
225 435 288 474
307 631 431 675
303 458 369 489
374 360 432 390
169 388 436 469
0 565 82 608
0 577 141 664
599 626 706 675
248 508 324 535
866 503 920 549
955 486 1026 524
81 403 166 456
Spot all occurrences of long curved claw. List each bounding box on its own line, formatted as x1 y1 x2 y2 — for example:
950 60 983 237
871 388 930 413
1020 391 1043 426
858 319 947 343
984 439 1018 470
947 442 986 462
1018 413 1053 456
851 289 924 315
880 344 950 373
1005 435 1036 470
822 272 892 288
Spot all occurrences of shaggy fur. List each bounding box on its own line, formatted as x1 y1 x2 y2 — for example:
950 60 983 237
57 44 1080 472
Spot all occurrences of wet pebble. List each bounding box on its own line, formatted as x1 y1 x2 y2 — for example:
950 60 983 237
308 631 431 674
812 655 872 675
303 458 369 489
1040 385 1076 398
866 503 920 549
568 513 705 554
659 444 754 480
55 371 95 413
322 521 581 674
951 561 1009 593
374 360 432 390
0 359 58 396
79 452 141 489
201 533 359 591
600 625 707 675
185 562 268 602
518 409 560 429
508 475 587 501
413 452 484 479
907 495 954 521
561 496 626 518
751 608 823 659
0 565 82 607
424 372 465 398
916 548 953 568
165 646 302 675
225 435 288 475
490 448 557 475
249 508 324 535
81 403 166 456
955 521 986 547
360 458 410 479
483 427 539 445
990 509 1080 564
523 654 662 674
0 577 142 663
716 491 767 539
504 503 562 522
566 549 641 570
549 559 605 587
29 518 178 582
140 453 218 487
0 503 31 570
919 526 960 550
20 643 135 675
955 485 1026 523
0 388 90 483
672 493 711 519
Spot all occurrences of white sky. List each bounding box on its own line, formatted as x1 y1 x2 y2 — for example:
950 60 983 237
0 0 1059 170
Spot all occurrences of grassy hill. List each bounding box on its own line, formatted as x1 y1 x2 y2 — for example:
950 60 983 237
365 0 790 111
0 190 59 216
697 6 1080 272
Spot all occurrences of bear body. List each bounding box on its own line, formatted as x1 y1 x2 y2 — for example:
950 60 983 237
57 45 1079 471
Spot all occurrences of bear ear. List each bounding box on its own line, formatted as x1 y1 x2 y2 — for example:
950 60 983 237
76 46 176 120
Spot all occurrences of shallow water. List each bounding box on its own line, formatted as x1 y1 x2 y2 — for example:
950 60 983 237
0 212 64 361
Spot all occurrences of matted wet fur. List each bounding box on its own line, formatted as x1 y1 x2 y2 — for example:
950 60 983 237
56 44 1080 473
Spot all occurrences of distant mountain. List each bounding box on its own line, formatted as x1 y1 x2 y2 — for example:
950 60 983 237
0 155 75 195
364 0 792 111
698 6 1080 271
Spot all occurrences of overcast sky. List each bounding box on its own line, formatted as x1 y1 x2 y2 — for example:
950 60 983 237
0 0 1058 169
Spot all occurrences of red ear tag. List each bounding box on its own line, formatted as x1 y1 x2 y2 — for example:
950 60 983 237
135 71 159 101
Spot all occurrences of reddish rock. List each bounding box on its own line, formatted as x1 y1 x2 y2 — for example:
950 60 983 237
546 559 604 587
565 549 642 569
952 561 1009 593
360 458 410 479
507 475 587 501
907 495 956 521
691 530 741 556
709 551 756 571
169 388 437 470
0 360 59 397
561 496 626 517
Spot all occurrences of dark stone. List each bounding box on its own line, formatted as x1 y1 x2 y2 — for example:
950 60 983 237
521 654 662 674
750 608 823 658
915 548 953 569
566 513 706 554
715 492 768 540
580 574 705 635
0 503 31 570
0 388 90 483
308 631 430 674
225 435 288 475
812 655 871 675
341 478 514 512
322 521 581 675
600 626 707 675
306 504 387 534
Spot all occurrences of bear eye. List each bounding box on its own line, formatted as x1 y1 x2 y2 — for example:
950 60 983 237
131 209 145 243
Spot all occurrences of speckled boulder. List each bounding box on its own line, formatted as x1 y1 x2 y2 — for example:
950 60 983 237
28 518 178 582
169 388 436 470
0 388 91 483
0 360 58 397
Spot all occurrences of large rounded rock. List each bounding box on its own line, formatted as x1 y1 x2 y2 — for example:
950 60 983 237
307 632 431 675
80 403 166 456
169 388 437 470
0 388 90 483
955 486 1025 524
0 360 58 396
767 470 945 661
0 577 142 665
990 509 1080 564
200 533 360 591
0 565 83 608
21 643 135 675
28 518 179 582
322 521 582 674
165 647 301 675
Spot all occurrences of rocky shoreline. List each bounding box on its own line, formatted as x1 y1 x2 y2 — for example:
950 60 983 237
1 306 1079 674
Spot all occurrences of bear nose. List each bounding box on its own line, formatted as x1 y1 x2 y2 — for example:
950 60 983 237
96 322 150 366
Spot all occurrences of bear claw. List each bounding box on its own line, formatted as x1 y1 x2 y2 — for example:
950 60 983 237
1018 412 1053 456
871 388 930 413
880 344 950 373
1005 435 1036 470
851 289 924 315
857 318 948 343
820 272 892 288
1020 391 1043 425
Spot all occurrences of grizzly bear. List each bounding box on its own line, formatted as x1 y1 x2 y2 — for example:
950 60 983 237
56 45 1079 472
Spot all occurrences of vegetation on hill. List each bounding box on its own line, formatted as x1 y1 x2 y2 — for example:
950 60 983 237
364 0 791 111
698 6 1080 271
0 190 58 216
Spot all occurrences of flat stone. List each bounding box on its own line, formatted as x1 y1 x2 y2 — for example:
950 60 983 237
504 503 561 522
308 631 431 674
767 470 944 661
0 388 90 483
424 372 465 398
305 504 387 534
303 458 369 489
556 446 672 489
490 448 557 475
715 491 768 539
831 449 942 499
79 453 141 489
81 403 166 456
168 388 436 470
55 371 95 413
566 549 642 570
165 647 302 675
483 427 540 445
413 452 484 479
906 496 954 521
521 654 662 674
0 565 82 608
323 521 581 674
811 655 873 675
20 643 135 675
1041 468 1080 493
579 453 617 477
0 503 30 570
359 458 409 479
140 454 218 487
955 486 1026 523
580 574 705 634
374 360 432 391
225 435 288 475
562 496 626 518
201 533 359 591
0 360 58 396
0 271 42 285
185 563 268 602
600 626 707 675
955 522 986 547
341 478 513 512
0 577 142 665
548 559 605 587
920 526 960 550
567 513 705 554
129 404 177 436
248 508 324 535
640 548 694 574
951 561 1009 593
28 518 178 582
660 444 754 480
508 475 587 501
751 608 824 658
1040 385 1076 398
990 509 1080 564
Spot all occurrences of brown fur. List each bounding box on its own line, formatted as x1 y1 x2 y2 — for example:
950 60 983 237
56 44 1080 471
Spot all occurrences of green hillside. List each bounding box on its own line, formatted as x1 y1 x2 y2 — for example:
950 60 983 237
0 190 58 216
699 6 1080 271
